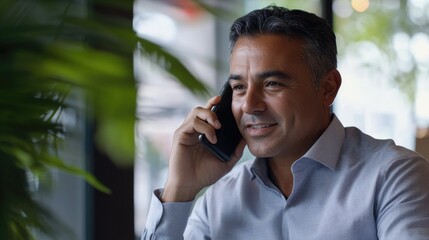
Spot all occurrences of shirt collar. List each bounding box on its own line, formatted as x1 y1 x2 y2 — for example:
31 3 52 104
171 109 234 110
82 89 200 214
303 114 345 170
250 157 268 181
250 114 345 180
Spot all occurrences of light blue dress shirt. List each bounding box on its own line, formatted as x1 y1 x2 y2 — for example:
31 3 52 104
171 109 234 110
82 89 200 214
142 116 429 239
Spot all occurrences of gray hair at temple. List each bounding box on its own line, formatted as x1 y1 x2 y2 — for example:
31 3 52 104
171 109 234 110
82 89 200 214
229 5 337 87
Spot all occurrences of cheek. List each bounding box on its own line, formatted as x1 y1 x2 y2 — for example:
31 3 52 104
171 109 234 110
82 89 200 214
269 94 293 114
231 99 242 124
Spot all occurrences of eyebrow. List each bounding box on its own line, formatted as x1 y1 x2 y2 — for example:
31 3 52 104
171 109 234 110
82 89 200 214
228 74 241 81
256 70 289 79
228 70 290 82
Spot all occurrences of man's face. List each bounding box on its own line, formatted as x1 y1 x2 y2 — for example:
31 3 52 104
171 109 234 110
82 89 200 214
229 34 331 162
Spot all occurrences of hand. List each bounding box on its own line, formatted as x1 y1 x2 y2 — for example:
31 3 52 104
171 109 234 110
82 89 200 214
161 96 246 202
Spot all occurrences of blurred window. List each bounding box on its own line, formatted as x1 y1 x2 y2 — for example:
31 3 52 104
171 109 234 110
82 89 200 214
333 0 429 149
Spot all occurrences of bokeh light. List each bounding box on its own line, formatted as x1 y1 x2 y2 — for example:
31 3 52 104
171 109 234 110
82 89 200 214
351 0 370 12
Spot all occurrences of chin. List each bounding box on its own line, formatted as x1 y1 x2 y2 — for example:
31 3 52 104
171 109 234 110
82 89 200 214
248 146 274 159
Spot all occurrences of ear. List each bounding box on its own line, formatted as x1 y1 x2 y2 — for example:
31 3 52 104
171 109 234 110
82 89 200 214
320 69 341 107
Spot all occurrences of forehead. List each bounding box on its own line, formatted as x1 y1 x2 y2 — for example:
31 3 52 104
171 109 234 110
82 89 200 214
230 35 305 73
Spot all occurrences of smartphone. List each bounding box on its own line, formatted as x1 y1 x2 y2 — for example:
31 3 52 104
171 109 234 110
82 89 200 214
199 82 242 162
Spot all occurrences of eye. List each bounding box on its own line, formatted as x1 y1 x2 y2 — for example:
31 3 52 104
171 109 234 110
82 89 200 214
231 84 245 91
266 81 280 87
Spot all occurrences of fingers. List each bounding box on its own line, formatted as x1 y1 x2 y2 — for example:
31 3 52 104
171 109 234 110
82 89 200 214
195 106 221 130
205 95 221 109
194 97 221 143
177 96 222 144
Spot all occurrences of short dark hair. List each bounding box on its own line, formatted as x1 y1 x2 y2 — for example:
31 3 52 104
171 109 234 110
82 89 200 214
229 5 337 87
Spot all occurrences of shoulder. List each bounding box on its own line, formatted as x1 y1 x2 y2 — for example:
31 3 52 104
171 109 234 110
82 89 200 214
343 126 423 164
337 126 429 187
342 127 429 190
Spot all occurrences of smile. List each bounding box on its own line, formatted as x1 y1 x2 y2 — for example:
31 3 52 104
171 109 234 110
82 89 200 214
248 124 276 129
244 123 277 137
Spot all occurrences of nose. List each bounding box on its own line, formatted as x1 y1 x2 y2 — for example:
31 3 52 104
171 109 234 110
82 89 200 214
241 85 266 114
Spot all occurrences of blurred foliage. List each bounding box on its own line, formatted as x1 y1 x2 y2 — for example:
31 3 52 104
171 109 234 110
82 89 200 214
334 0 429 102
0 0 208 239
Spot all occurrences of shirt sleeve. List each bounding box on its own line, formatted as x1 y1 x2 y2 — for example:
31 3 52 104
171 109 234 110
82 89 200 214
376 156 429 240
141 189 194 240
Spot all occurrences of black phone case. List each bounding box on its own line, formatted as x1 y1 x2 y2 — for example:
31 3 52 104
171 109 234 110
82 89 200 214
199 83 242 162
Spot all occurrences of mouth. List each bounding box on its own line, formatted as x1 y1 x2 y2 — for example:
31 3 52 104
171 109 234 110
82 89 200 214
246 123 277 129
244 123 277 137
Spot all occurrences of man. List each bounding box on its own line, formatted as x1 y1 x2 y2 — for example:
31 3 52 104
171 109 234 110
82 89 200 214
142 6 429 239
